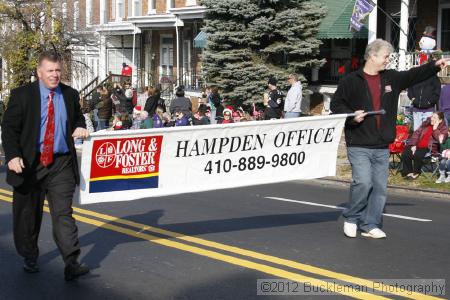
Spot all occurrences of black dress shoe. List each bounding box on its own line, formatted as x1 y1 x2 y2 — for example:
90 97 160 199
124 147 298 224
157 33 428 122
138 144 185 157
23 258 39 273
64 263 90 281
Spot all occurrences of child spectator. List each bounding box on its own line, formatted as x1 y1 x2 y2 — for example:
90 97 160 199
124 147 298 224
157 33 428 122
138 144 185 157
232 111 241 123
152 106 165 128
111 113 123 130
193 104 210 125
220 108 234 124
174 110 190 127
131 106 152 129
436 129 450 183
120 113 132 130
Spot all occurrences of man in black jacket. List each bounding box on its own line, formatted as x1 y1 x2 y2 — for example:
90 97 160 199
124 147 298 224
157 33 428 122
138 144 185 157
265 77 283 120
331 39 448 239
1 51 90 280
407 72 441 130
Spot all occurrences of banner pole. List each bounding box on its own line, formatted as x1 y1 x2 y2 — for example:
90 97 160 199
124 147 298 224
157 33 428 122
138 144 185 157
345 109 386 118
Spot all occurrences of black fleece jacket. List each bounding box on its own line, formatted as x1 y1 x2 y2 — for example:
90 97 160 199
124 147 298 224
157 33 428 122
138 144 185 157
331 62 441 148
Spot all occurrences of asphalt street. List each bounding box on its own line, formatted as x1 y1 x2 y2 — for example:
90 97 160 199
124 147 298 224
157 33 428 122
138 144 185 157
1 164 449 300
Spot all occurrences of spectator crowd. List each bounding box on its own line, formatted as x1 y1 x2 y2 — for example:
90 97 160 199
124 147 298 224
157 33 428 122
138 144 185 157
82 74 304 135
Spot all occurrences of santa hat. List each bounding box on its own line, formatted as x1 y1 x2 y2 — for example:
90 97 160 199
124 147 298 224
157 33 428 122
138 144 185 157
133 105 142 114
223 108 233 116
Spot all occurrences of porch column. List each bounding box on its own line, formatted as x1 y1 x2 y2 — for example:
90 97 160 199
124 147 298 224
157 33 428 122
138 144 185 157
100 0 107 24
175 16 181 85
368 0 377 43
99 35 107 80
399 0 409 71
132 26 141 87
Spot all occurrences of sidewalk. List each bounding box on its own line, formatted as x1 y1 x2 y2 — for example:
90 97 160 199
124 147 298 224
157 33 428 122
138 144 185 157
335 138 450 197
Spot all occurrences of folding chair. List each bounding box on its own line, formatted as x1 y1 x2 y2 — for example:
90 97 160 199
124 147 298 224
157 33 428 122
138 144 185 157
389 125 409 175
421 153 441 181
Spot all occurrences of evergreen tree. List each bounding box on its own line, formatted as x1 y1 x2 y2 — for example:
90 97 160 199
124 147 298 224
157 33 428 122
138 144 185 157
200 0 326 104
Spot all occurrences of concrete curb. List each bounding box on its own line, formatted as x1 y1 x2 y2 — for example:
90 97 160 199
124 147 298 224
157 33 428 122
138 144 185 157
317 178 450 198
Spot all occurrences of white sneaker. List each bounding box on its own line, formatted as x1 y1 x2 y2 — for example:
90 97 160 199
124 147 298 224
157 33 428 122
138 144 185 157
361 228 387 239
343 222 357 238
445 176 450 183
436 175 446 184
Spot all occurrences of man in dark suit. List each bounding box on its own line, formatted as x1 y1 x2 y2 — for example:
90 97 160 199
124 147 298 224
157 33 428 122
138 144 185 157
1 51 90 281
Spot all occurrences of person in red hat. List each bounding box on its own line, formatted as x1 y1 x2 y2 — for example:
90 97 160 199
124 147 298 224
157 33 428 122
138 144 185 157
121 62 132 77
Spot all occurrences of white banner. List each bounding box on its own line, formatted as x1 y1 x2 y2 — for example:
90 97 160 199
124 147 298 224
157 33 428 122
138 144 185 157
79 115 347 204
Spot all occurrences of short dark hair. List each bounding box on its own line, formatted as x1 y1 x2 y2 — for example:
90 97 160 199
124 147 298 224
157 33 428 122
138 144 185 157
198 104 208 114
176 86 185 97
38 50 62 66
434 111 445 121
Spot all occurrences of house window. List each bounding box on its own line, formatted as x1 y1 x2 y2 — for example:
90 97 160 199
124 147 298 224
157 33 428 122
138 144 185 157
166 0 174 10
186 0 197 6
111 0 116 19
160 36 174 79
441 8 450 50
183 40 191 75
116 0 125 20
148 0 156 14
134 0 141 16
128 0 141 16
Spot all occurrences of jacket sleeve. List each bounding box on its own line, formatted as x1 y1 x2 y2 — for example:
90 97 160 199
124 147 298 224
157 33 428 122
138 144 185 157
431 77 441 105
407 127 421 146
1 89 24 163
210 95 221 108
267 95 280 108
144 96 154 114
330 79 354 114
285 85 302 112
392 62 441 91
433 123 448 142
407 86 415 100
73 90 86 130
331 79 361 126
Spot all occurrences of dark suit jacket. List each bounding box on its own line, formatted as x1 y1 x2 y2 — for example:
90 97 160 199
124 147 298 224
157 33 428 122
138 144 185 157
1 81 86 187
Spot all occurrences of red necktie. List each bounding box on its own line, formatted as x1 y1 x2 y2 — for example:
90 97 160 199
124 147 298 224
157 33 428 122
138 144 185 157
40 91 55 167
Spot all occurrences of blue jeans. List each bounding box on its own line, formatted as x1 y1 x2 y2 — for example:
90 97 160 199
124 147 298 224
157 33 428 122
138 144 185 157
439 158 450 173
444 112 450 127
284 112 301 118
210 110 217 124
96 119 109 131
344 147 390 232
413 111 433 131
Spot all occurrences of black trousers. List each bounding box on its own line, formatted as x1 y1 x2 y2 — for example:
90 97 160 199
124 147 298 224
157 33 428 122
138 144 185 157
12 154 80 265
401 146 429 176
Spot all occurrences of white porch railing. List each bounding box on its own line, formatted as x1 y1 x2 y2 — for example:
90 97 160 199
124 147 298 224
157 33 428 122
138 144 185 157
387 52 450 83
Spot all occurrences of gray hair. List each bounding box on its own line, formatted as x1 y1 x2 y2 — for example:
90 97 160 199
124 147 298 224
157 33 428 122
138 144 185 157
364 39 394 60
